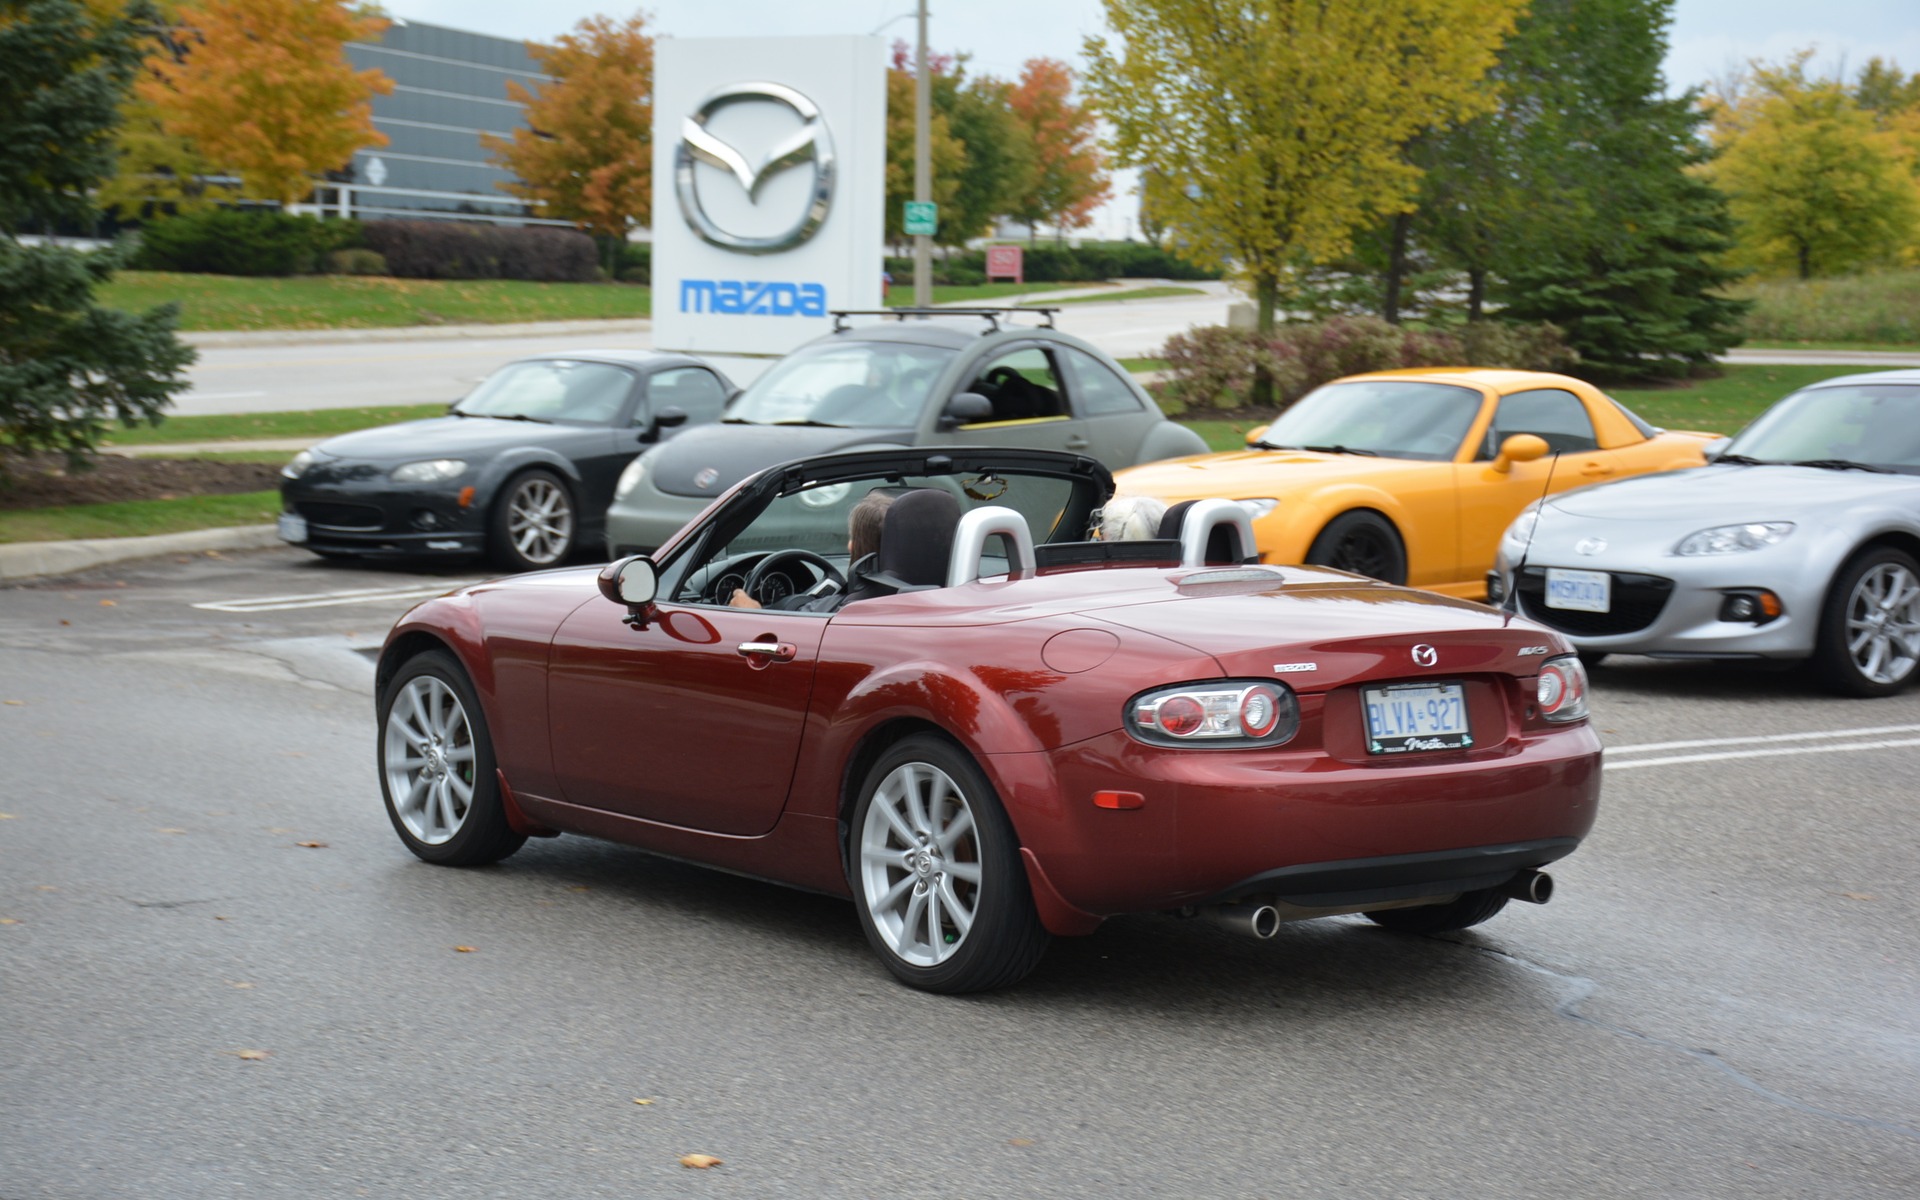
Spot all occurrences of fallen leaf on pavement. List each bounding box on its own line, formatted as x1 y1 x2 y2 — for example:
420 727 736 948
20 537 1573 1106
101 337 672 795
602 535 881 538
1009 1138 1036 1147
226 980 254 989
0 813 16 819
454 945 477 953
233 1049 270 1061
679 1154 722 1169
1841 892 1878 901
1 918 19 926
632 1098 654 1106
296 841 328 849
58 619 70 626
3 700 23 706
35 885 55 891
99 599 116 607
157 828 187 835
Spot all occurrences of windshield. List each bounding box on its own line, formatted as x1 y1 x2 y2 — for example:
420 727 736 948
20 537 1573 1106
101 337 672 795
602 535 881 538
455 359 634 423
1258 380 1483 461
1724 383 1920 472
726 341 954 427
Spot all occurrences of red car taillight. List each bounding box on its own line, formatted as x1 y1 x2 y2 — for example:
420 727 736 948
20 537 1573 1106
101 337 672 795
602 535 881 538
1537 655 1589 723
1127 681 1300 748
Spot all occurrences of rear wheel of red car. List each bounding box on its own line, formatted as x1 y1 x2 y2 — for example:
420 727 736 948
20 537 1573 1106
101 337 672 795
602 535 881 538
1305 511 1407 585
377 650 526 866
1365 889 1508 934
850 734 1050 993
1813 547 1920 697
490 469 576 572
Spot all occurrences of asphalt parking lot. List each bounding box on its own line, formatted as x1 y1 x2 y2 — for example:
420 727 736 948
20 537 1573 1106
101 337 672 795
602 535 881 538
2 546 1916 1198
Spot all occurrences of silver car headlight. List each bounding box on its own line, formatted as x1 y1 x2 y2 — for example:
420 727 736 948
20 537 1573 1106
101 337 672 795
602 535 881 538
1235 498 1279 519
389 459 467 484
613 451 652 502
282 449 316 480
1674 522 1794 556
1501 502 1544 557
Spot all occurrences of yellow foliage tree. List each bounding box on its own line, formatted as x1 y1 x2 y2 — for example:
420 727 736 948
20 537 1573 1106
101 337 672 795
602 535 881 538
138 0 390 207
1705 54 1920 278
883 62 965 246
1085 0 1524 339
484 12 654 250
97 0 230 214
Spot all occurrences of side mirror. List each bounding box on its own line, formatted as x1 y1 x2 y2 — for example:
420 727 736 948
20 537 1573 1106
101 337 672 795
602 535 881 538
597 555 658 627
939 391 995 430
1491 433 1551 474
654 405 689 430
1245 422 1270 447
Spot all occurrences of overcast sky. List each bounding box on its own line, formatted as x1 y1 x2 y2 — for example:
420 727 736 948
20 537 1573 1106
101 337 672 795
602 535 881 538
381 0 1920 236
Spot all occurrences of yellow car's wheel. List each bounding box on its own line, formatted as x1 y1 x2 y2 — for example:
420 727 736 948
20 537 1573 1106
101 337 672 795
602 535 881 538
1305 511 1406 585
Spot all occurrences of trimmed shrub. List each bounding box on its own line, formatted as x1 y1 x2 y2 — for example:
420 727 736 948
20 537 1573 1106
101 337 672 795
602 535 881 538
135 209 358 276
1160 317 1578 412
358 221 598 282
325 248 388 276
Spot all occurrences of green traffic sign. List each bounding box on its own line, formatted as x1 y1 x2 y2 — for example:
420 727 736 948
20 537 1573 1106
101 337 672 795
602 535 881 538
904 201 938 237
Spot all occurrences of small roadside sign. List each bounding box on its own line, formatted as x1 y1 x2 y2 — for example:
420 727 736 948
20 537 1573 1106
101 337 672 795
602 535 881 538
904 201 938 237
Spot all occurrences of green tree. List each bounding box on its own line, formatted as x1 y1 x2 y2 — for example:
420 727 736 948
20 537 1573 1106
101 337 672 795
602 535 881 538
1706 53 1919 278
1085 0 1523 351
1854 57 1920 119
882 49 965 246
938 69 1037 248
1 0 194 479
1495 0 1748 378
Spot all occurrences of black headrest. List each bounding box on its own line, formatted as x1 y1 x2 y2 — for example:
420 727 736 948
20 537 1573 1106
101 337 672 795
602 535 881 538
1155 499 1246 565
872 489 961 588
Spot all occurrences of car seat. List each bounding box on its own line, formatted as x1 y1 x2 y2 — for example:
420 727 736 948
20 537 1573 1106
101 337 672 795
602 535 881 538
1157 499 1255 565
849 489 962 596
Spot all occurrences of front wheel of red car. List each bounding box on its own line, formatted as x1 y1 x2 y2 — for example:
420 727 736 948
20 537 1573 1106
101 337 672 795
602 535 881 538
850 735 1050 993
377 650 526 866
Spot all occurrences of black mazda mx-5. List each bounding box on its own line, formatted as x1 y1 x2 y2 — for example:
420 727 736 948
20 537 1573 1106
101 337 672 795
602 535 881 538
278 350 734 571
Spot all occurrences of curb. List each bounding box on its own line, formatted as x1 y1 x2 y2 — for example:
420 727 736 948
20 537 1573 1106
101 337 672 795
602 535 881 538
0 525 283 583
182 317 653 350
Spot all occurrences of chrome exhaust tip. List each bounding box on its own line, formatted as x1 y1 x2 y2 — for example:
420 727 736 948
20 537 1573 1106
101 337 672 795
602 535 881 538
1501 869 1554 905
1201 902 1282 939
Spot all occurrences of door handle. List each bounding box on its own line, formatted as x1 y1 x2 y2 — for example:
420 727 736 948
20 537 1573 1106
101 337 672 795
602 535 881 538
1579 461 1614 476
1065 436 1090 449
737 640 797 663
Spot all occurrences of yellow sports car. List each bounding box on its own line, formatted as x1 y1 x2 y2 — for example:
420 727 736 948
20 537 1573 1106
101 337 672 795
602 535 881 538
1113 368 1720 598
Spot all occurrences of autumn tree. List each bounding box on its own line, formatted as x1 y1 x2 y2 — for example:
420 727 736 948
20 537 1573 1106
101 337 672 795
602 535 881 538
1085 0 1522 356
882 44 964 247
1 0 194 478
139 0 390 207
938 71 1037 248
97 0 230 215
485 12 653 261
1008 57 1109 241
1705 53 1920 278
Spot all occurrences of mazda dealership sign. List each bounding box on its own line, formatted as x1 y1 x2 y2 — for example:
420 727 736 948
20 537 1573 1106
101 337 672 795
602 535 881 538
653 38 884 356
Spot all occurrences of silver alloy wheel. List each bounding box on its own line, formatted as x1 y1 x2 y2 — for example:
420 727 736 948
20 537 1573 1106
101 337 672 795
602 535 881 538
1845 561 1920 684
383 675 477 845
858 761 983 967
506 478 573 566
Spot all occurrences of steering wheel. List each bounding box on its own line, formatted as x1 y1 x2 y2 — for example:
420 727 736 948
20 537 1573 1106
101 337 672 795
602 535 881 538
741 549 846 606
982 366 1024 390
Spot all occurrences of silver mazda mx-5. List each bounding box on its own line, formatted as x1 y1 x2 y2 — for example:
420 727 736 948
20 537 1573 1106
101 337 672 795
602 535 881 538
1489 369 1920 696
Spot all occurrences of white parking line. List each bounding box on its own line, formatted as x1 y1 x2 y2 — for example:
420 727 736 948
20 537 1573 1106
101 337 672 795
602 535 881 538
194 580 484 613
1605 723 1920 771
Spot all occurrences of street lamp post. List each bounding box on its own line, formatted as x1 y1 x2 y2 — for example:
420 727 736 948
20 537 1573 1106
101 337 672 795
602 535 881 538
913 0 931 308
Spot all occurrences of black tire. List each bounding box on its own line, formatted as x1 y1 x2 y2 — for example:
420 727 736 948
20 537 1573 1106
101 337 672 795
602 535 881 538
1305 511 1408 585
1813 547 1920 698
848 734 1050 993
1365 889 1509 934
490 469 576 572
376 650 526 866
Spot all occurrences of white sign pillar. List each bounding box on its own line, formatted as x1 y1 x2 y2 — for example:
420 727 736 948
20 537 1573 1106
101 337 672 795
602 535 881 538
651 36 886 359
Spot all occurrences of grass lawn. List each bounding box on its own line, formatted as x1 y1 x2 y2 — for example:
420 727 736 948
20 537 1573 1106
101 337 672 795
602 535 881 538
100 272 653 331
101 404 449 446
1734 269 1920 346
1609 363 1864 434
1051 286 1206 305
0 490 281 544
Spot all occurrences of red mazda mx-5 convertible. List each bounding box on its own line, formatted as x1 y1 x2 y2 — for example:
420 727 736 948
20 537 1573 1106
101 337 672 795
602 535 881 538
376 447 1601 992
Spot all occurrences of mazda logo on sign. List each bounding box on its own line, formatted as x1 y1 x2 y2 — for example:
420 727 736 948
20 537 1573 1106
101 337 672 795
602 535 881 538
675 82 835 255
1411 644 1439 668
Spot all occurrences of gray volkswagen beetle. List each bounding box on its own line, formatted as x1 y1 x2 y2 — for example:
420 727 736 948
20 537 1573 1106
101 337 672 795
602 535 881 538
280 350 734 571
602 308 1209 556
1489 368 1920 696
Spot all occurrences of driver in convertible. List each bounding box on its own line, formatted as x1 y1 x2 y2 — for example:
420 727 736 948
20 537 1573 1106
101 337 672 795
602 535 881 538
729 491 894 611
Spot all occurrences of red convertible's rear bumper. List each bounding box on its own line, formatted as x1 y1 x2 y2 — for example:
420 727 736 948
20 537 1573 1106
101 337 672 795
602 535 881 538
987 723 1602 924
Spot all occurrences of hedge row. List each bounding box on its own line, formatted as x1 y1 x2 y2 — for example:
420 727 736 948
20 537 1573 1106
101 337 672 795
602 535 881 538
886 240 1215 287
132 209 599 282
1160 317 1580 412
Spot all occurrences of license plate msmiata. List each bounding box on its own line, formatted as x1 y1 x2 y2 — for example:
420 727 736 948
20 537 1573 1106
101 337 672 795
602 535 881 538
1364 682 1471 754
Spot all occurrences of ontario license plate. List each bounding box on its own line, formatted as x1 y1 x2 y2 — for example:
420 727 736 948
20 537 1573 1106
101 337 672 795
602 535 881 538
1545 567 1610 612
277 513 308 544
1364 682 1471 755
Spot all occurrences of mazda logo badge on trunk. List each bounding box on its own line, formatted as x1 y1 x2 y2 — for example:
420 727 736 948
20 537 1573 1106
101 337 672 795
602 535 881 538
676 82 835 254
1411 644 1439 667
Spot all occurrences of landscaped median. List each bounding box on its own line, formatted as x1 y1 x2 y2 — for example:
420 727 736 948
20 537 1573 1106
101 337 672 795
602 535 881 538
0 363 1879 579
